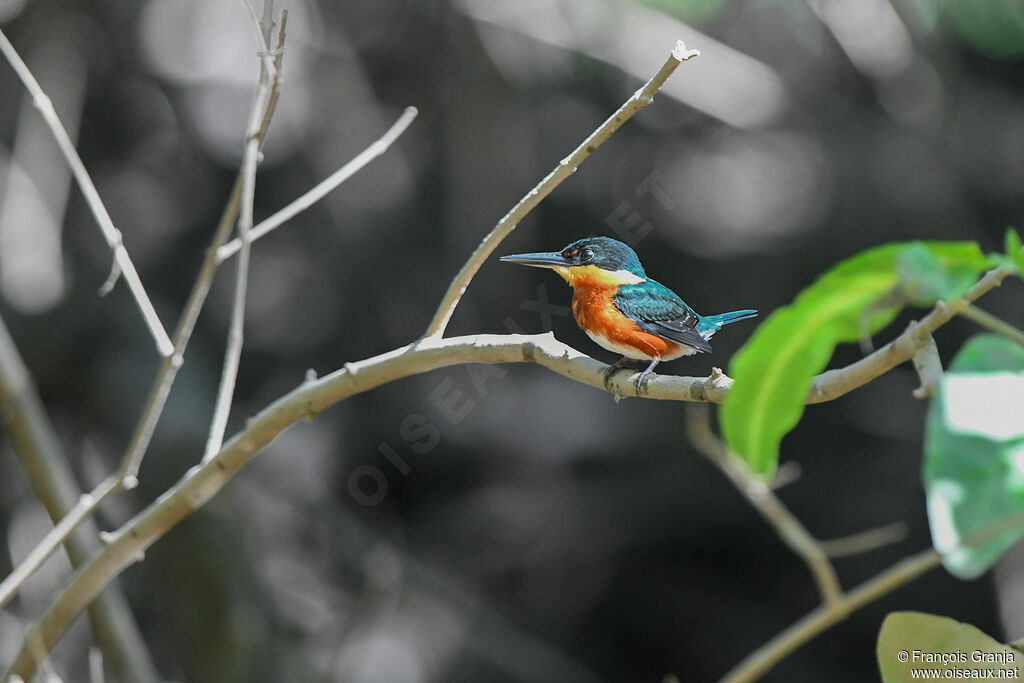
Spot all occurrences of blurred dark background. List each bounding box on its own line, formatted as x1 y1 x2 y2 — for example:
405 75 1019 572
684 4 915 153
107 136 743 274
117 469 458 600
1 0 1023 681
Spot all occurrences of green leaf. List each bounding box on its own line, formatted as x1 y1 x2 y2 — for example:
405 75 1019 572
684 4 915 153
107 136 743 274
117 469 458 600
924 334 1024 579
1006 228 1024 274
722 241 991 475
878 611 1021 683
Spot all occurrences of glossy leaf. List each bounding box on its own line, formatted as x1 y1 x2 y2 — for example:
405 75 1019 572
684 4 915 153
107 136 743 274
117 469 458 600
722 241 991 475
1006 228 1024 274
878 612 1021 682
924 334 1024 579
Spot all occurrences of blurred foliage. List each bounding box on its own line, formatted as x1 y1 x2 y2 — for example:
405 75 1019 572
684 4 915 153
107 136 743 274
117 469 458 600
638 0 729 23
1 0 1024 680
933 0 1024 59
722 242 991 475
877 611 1021 681
924 334 1024 580
1003 228 1024 274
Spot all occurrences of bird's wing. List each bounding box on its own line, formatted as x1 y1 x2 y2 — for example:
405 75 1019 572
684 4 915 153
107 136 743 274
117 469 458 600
613 280 712 353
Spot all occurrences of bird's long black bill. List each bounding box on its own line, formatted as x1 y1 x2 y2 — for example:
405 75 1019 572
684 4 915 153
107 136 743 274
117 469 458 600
498 251 570 269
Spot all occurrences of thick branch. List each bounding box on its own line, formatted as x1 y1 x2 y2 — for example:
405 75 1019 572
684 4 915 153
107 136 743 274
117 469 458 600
1 264 1010 617
424 40 700 338
0 317 158 682
0 29 173 357
4 263 1016 676
806 265 1013 403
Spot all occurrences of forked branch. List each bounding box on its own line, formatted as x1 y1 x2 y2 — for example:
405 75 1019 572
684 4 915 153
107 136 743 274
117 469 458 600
0 29 173 356
424 40 700 338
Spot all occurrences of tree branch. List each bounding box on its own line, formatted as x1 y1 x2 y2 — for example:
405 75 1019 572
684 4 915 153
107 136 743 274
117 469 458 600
806 265 1013 403
204 1 283 461
216 106 419 264
1 263 1011 619
424 40 701 338
718 549 942 683
718 506 1024 682
0 316 159 682
685 404 843 607
0 5 290 613
6 293 1015 678
958 303 1024 348
911 333 942 399
0 29 173 357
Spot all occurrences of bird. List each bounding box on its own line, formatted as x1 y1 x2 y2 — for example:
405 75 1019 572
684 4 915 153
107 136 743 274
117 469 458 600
500 236 757 395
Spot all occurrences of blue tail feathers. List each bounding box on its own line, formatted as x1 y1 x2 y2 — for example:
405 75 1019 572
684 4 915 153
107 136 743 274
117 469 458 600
697 309 758 339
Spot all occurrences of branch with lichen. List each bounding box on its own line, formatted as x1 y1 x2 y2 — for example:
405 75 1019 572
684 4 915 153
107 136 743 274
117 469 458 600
2 262 1016 678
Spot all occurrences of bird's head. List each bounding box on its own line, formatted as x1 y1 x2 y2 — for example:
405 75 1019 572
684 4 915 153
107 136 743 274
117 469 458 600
500 236 647 287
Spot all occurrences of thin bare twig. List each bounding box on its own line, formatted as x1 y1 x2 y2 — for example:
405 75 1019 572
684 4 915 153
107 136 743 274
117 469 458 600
424 40 701 338
1 266 1014 603
0 317 159 681
719 508 1024 682
959 303 1024 347
685 404 843 607
4 286 1020 679
216 106 419 263
0 474 121 610
819 522 908 558
911 333 943 399
3 265 1008 620
204 1 282 461
807 266 1014 403
718 549 942 683
0 5 290 610
0 29 174 357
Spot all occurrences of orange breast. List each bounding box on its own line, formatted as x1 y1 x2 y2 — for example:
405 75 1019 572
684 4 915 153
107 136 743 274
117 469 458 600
571 284 681 360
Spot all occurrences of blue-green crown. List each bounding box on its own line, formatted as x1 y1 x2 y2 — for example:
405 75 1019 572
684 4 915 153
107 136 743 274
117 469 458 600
560 237 646 276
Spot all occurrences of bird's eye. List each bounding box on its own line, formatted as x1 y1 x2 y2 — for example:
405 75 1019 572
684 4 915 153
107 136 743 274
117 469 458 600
580 248 595 262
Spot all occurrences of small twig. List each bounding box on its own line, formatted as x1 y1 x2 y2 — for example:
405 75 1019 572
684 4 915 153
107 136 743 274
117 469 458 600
959 304 1024 347
216 106 419 263
0 1 290 610
685 404 843 608
807 266 1014 403
911 333 943 399
1 267 1013 606
7 309 1024 679
719 549 941 683
720 508 1024 682
424 40 700 338
204 0 280 461
90 648 105 683
257 8 287 138
769 461 802 490
819 521 908 558
0 29 174 357
0 317 159 681
0 474 122 610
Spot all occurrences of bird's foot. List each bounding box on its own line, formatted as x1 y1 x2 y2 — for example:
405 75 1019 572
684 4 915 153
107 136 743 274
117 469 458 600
633 358 661 397
603 357 631 393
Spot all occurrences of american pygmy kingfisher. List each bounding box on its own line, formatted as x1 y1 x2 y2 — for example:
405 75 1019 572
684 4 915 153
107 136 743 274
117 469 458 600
500 236 757 395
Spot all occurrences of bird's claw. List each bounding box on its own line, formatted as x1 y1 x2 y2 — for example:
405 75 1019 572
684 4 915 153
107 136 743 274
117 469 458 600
603 357 632 395
603 366 622 393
